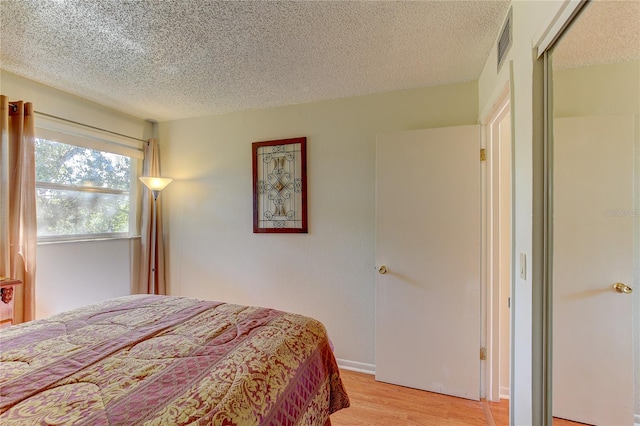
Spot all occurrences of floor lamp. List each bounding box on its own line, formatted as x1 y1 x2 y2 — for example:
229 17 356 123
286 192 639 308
139 177 172 295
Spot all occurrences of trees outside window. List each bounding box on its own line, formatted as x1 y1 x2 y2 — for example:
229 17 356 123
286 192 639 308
35 138 133 239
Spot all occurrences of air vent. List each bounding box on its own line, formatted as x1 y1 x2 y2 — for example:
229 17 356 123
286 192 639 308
497 7 513 72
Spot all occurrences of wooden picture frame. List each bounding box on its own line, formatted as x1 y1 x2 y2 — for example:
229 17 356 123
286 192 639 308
252 137 307 233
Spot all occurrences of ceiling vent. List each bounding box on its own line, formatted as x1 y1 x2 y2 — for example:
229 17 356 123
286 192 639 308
497 7 513 72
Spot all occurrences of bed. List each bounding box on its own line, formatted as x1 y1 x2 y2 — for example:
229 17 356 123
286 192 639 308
0 295 349 425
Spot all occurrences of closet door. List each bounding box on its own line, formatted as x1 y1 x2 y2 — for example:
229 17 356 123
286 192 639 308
553 115 635 425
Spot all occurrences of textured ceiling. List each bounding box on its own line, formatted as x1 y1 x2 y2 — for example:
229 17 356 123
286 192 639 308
0 0 510 122
553 0 640 70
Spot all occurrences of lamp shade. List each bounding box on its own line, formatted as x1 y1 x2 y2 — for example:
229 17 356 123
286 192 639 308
139 177 173 192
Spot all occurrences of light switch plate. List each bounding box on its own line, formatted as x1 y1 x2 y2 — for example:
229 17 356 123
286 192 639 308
519 253 526 279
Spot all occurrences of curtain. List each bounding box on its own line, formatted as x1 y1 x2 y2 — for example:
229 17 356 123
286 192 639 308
138 138 166 295
0 95 37 322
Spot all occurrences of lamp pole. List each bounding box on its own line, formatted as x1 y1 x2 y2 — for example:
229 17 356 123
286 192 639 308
150 191 159 294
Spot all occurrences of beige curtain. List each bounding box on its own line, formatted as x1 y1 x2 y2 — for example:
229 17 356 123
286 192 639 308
0 95 37 322
138 138 166 295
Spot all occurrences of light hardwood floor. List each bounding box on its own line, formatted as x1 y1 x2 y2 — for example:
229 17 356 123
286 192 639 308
486 399 588 426
331 370 585 426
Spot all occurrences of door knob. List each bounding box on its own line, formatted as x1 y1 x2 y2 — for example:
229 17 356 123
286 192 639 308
378 265 388 274
613 282 632 294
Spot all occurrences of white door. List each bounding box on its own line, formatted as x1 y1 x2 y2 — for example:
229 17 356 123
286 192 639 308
375 125 481 400
553 115 635 425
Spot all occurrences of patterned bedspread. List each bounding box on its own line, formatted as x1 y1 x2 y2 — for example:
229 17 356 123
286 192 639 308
0 295 349 425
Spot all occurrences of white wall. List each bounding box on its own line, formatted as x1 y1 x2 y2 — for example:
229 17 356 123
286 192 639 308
159 82 478 366
0 71 151 139
1 71 151 319
478 1 567 424
36 240 135 318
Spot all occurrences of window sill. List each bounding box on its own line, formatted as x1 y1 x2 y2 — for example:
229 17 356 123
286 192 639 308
37 235 141 245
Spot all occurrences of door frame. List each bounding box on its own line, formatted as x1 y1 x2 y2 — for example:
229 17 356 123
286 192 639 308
483 84 514 402
480 85 515 402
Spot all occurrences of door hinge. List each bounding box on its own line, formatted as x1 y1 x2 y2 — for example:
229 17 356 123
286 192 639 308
480 347 487 360
480 148 487 162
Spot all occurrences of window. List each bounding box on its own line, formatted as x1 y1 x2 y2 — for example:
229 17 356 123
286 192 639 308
35 118 142 241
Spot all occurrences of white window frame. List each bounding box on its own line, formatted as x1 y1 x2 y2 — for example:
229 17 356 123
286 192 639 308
35 114 144 242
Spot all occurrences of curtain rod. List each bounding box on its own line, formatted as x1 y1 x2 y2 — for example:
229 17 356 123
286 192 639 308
7 102 147 144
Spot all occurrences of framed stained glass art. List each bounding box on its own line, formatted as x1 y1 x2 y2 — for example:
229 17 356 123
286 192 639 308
252 137 307 233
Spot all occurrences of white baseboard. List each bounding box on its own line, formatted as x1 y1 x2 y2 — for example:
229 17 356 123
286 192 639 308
336 358 375 375
634 413 639 426
499 386 510 400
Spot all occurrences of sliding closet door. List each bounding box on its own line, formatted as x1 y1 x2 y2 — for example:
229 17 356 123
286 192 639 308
553 115 635 425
